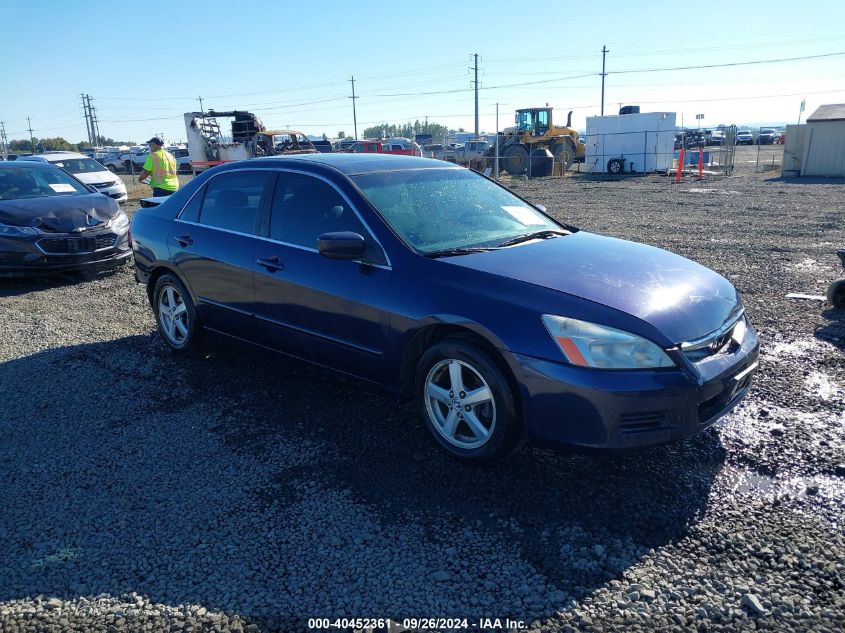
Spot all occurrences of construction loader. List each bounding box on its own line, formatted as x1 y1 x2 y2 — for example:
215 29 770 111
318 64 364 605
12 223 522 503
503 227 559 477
488 106 584 175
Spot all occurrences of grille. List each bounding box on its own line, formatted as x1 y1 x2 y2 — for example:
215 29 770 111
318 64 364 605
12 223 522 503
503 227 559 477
619 412 667 433
37 234 116 254
682 316 745 363
90 180 117 188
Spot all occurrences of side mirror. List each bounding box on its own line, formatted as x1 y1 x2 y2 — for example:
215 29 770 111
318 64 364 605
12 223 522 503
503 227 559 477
534 204 547 213
317 231 366 260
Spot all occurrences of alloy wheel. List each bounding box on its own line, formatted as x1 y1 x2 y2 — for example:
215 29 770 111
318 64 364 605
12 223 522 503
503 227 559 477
158 285 189 346
424 359 497 449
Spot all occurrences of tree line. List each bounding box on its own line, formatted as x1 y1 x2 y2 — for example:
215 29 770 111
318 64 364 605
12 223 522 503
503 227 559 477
5 136 135 154
361 120 459 140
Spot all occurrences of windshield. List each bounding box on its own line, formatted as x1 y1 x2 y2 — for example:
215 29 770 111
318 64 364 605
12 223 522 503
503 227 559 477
49 157 108 175
352 168 560 253
0 165 90 200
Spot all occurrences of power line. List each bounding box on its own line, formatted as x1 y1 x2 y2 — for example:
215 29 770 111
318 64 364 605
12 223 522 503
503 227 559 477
610 51 845 75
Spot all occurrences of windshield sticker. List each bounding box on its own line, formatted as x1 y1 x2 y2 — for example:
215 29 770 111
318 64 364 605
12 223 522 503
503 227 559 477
49 183 76 193
502 205 544 225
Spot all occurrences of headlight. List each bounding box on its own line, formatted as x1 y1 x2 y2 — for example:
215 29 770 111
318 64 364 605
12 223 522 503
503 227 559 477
107 210 130 230
542 315 675 369
0 222 39 237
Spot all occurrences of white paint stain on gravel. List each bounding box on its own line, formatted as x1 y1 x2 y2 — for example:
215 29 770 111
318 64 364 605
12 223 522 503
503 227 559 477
685 188 743 195
763 338 832 362
805 370 843 401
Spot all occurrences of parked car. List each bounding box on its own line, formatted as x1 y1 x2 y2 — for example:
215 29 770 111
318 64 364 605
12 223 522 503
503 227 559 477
423 144 457 162
18 151 127 203
0 160 131 274
348 138 422 157
705 130 726 146
757 129 777 145
98 152 123 172
735 130 754 145
454 140 491 165
131 154 759 464
168 147 193 173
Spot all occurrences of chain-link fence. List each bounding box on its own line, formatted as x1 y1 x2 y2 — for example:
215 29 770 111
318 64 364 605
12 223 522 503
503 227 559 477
434 126 738 180
755 141 784 172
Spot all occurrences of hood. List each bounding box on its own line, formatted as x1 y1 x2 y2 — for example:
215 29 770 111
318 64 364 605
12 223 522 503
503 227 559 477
0 193 120 233
71 170 119 185
444 231 741 344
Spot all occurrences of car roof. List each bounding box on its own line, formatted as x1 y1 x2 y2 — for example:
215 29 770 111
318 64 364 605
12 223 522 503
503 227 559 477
233 153 463 176
0 159 56 169
18 151 89 162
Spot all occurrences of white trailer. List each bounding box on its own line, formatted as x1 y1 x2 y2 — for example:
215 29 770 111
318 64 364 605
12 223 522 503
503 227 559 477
585 112 676 174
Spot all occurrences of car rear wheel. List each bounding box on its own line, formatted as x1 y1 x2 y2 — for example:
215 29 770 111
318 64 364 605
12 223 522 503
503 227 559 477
417 338 523 464
153 274 199 352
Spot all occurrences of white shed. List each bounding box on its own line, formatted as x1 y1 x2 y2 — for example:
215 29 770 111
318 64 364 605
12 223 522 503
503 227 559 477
585 112 676 174
783 104 845 178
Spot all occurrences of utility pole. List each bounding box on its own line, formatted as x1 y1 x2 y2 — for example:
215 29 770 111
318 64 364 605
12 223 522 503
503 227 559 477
600 45 609 116
494 102 499 178
91 99 101 147
81 94 93 147
348 75 359 140
472 53 480 137
0 121 8 159
198 95 204 113
27 117 35 153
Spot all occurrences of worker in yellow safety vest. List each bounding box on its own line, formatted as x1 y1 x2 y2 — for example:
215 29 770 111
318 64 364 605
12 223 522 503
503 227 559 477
138 136 179 196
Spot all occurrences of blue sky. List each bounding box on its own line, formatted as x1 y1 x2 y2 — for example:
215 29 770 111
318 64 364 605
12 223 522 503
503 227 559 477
1 0 844 144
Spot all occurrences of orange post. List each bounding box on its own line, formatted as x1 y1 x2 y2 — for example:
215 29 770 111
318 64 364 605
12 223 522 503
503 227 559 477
698 147 704 178
675 148 685 182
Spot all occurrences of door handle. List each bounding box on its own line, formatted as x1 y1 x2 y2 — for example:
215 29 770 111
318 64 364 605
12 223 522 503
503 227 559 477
256 255 284 272
174 233 193 247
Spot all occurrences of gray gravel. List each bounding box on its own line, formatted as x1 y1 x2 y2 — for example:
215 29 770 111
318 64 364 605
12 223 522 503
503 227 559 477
1 146 844 632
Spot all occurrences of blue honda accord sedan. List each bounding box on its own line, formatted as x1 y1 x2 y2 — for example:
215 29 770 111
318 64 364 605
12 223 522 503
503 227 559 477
131 154 759 463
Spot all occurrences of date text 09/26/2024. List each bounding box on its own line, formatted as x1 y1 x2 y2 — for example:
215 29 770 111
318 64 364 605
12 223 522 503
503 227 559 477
307 617 528 630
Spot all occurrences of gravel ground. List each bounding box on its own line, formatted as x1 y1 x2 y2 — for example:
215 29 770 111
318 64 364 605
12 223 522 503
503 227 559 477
1 146 843 632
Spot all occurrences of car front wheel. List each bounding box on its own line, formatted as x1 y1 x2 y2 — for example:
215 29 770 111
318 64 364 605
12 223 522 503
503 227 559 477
417 338 523 464
153 274 200 352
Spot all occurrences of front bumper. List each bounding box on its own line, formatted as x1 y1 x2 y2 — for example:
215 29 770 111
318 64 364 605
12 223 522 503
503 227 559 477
510 323 760 450
94 183 128 203
0 230 131 275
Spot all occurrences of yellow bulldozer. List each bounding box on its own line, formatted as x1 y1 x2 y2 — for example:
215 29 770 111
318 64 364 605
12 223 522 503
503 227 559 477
490 106 584 175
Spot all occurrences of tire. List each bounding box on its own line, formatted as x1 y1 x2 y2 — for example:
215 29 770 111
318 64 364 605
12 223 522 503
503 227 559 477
152 273 200 352
502 144 529 175
417 338 523 464
552 137 577 169
106 164 117 173
827 279 845 309
123 160 132 173
607 158 624 174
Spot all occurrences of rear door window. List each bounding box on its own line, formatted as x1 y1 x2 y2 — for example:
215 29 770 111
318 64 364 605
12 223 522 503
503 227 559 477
198 171 273 235
269 172 367 247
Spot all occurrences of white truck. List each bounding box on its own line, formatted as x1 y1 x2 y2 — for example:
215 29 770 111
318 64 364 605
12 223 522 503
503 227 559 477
454 139 491 165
